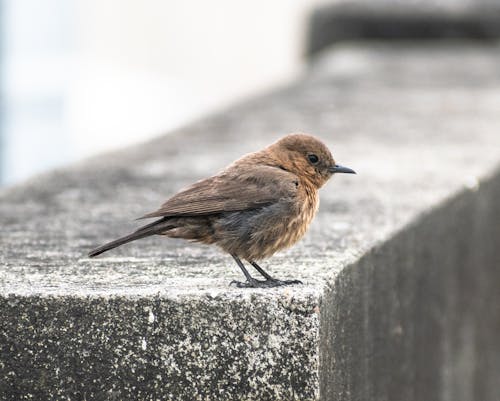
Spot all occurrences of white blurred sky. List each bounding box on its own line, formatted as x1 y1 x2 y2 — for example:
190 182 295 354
1 0 325 185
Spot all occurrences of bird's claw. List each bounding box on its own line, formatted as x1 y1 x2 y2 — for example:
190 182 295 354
275 279 303 286
230 278 302 288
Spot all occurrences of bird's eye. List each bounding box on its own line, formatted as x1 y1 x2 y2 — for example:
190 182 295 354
308 154 319 164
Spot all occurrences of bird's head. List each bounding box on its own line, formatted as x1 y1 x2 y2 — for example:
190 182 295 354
269 133 355 188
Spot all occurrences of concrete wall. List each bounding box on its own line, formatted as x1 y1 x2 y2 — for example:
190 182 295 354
321 173 500 400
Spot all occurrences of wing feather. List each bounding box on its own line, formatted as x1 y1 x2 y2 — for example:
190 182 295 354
140 165 297 218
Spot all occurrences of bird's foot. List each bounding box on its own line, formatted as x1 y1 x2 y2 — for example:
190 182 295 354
230 278 302 288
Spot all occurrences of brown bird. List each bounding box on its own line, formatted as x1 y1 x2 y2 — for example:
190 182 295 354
88 133 355 288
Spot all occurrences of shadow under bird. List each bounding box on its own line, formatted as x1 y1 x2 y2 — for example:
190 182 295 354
88 133 355 288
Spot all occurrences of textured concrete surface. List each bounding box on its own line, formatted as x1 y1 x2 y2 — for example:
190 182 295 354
320 172 500 401
1 43 500 400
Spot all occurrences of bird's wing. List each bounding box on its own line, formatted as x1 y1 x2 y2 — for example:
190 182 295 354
140 165 298 218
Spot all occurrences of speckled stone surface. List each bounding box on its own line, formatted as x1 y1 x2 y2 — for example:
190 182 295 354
1 43 500 400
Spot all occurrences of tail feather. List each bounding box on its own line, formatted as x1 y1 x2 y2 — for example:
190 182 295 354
88 218 173 258
88 231 154 257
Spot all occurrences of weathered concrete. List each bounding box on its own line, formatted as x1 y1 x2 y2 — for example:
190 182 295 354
320 170 500 401
1 43 500 400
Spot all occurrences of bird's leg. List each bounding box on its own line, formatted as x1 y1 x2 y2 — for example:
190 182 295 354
249 261 273 280
250 261 302 287
230 254 262 288
229 255 302 288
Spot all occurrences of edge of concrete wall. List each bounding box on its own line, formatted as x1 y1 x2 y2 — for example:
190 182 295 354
320 168 500 400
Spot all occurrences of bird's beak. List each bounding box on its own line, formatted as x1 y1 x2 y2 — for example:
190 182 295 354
330 164 356 174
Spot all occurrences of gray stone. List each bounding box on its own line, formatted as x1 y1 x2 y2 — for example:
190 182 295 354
306 1 500 56
1 43 500 400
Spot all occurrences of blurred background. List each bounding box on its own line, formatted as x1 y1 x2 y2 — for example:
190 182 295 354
0 0 326 186
2 0 499 186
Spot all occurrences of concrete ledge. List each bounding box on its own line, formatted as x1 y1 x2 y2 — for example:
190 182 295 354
1 43 500 400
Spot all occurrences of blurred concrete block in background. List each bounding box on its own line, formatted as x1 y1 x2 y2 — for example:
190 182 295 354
307 0 500 57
